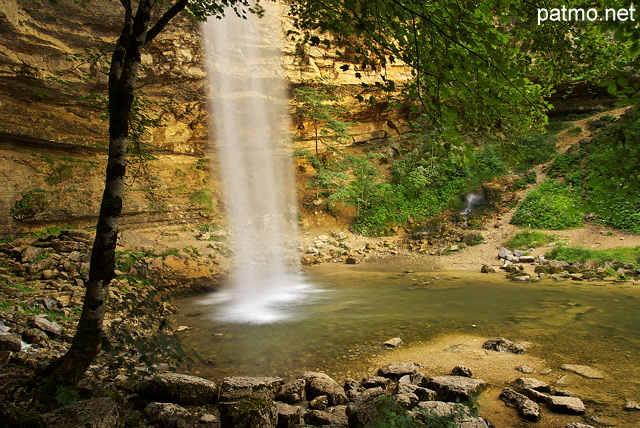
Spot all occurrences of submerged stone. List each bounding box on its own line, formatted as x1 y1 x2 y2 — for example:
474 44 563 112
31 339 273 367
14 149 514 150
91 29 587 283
482 337 526 354
560 364 605 379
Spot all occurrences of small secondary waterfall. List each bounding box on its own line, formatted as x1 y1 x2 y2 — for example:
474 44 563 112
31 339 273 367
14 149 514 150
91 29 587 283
459 190 485 216
201 3 313 323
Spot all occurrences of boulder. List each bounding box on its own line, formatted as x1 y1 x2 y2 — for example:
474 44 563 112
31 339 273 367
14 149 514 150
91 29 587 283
548 260 570 273
301 372 349 406
377 362 420 380
22 327 48 344
426 376 487 402
309 395 329 411
275 402 302 428
450 366 473 378
498 248 513 260
383 337 403 348
625 401 640 411
31 315 63 337
41 397 120 428
0 333 22 352
396 383 436 401
345 256 360 264
346 389 389 427
303 406 348 426
218 389 278 428
137 373 217 406
221 376 284 401
513 377 552 393
21 246 45 263
515 365 534 374
499 387 540 421
519 387 550 404
535 265 551 274
480 264 496 274
394 392 419 408
361 376 391 389
343 378 363 399
482 337 525 354
144 402 190 428
276 379 306 404
546 396 586 415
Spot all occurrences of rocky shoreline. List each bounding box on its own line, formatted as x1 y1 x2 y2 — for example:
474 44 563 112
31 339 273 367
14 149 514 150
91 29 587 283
479 246 640 285
1 228 640 427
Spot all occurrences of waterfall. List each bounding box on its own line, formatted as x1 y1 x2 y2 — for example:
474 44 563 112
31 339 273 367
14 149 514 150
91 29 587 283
459 190 485 215
201 3 313 323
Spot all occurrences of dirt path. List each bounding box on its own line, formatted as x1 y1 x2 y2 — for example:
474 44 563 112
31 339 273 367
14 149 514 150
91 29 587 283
433 107 640 271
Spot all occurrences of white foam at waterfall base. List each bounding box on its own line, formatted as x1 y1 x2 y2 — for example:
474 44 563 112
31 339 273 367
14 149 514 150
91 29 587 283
201 2 315 323
202 272 319 324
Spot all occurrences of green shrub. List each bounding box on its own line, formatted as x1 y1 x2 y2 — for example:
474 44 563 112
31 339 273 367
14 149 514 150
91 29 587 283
363 395 463 428
545 120 571 134
29 226 76 238
472 144 508 179
567 126 582 136
545 245 640 267
505 230 557 250
511 180 583 229
589 200 640 233
580 109 640 232
196 157 210 171
512 171 537 190
547 152 582 178
190 190 215 213
10 189 48 220
45 164 75 184
511 133 557 172
115 249 155 272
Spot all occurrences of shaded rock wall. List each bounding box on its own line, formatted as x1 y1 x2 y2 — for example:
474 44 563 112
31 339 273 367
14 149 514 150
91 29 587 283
0 0 412 236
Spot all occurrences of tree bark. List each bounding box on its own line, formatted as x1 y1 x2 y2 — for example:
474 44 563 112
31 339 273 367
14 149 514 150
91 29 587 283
40 0 154 387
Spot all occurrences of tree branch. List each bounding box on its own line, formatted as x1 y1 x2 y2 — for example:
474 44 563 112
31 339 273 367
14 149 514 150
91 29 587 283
145 0 189 45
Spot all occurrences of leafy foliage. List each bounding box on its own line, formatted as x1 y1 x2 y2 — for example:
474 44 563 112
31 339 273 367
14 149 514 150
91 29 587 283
505 231 557 251
363 395 465 428
545 245 640 268
189 190 215 213
10 189 48 221
290 0 624 140
582 110 640 232
546 109 640 233
512 180 583 230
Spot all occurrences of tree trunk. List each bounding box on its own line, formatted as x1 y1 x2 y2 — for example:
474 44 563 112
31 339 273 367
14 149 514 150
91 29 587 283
39 1 152 387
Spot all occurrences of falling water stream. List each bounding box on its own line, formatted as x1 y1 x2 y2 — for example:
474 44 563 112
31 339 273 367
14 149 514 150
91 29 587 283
201 4 314 323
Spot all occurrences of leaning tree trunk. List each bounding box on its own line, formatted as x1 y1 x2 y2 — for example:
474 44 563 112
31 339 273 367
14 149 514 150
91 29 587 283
39 1 153 387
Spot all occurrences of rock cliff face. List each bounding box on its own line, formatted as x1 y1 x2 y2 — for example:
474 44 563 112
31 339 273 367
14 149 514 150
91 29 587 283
0 1 612 236
0 0 414 236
